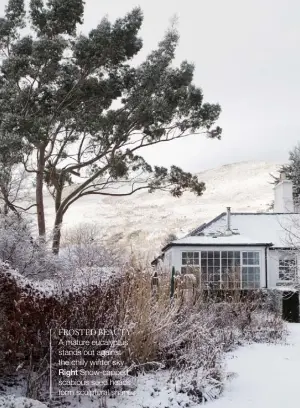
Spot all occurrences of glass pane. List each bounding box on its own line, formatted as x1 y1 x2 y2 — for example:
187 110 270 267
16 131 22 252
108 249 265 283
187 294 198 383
187 252 193 258
213 258 220 266
234 258 240 266
194 258 199 265
247 254 254 262
182 252 187 259
201 259 207 267
228 258 234 267
207 251 214 258
247 256 259 266
201 251 207 258
194 252 199 259
221 251 228 259
182 259 187 265
214 251 220 259
242 267 248 276
228 251 234 258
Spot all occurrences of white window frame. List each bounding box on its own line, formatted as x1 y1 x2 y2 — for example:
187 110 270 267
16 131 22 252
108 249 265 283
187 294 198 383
277 253 298 285
241 251 261 289
181 251 200 275
180 250 261 289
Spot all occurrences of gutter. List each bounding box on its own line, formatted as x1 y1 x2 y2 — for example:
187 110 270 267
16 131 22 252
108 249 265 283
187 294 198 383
162 242 274 252
269 247 297 250
265 246 268 289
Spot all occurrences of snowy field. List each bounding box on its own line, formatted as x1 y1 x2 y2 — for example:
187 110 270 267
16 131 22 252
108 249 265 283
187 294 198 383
23 160 281 256
208 323 300 408
1 323 299 408
114 323 300 408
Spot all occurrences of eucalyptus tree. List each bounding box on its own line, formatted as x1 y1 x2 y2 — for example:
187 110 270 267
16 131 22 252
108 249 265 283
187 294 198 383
0 0 222 253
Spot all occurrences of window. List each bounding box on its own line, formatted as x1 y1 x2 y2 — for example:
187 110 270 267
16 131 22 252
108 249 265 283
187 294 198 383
181 252 199 274
241 251 260 289
201 251 221 289
221 251 241 289
278 255 297 283
181 250 261 289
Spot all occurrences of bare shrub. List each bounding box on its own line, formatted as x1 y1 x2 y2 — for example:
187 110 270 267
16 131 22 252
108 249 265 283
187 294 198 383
60 223 120 269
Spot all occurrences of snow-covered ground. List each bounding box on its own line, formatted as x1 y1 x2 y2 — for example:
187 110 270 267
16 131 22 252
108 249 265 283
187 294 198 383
22 161 281 256
0 396 47 408
110 323 299 408
208 323 300 408
2 323 299 408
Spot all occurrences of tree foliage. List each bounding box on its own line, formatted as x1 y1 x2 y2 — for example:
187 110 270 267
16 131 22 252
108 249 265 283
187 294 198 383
0 129 28 215
271 143 300 204
0 0 222 253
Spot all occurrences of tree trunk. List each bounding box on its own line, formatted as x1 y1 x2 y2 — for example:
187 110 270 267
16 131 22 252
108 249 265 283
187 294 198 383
36 145 46 238
52 183 64 254
52 210 63 255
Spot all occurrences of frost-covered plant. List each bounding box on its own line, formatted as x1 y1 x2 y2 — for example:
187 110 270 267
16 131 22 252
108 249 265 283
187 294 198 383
0 396 46 408
0 258 286 404
0 214 63 279
60 223 120 270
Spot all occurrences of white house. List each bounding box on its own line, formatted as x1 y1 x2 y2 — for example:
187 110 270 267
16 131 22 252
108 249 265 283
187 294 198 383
156 172 300 296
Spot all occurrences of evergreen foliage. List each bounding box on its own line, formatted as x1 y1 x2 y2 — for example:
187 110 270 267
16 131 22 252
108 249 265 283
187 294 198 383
0 0 222 252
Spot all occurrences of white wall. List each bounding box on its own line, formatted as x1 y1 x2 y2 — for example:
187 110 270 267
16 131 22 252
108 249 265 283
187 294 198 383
166 245 267 288
268 250 279 288
163 248 173 270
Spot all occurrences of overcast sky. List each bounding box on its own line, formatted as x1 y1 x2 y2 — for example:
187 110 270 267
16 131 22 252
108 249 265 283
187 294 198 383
1 0 300 172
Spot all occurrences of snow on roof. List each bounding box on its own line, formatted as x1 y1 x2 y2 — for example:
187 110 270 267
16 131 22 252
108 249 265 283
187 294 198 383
164 212 300 250
190 213 300 248
171 234 271 246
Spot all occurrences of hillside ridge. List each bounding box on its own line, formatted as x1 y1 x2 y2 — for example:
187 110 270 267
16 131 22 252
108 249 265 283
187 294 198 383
25 160 282 255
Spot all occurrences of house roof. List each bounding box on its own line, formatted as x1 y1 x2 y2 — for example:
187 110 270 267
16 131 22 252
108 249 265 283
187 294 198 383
162 212 300 251
166 235 273 246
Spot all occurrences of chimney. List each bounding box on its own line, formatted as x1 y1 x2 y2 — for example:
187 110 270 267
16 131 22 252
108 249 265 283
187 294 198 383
224 207 232 235
226 207 231 230
274 171 294 213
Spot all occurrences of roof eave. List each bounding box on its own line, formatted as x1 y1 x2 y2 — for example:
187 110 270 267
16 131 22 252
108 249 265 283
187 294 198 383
162 242 274 251
270 246 298 250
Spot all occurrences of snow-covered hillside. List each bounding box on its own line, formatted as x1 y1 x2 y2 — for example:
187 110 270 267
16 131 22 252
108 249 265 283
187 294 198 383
26 161 281 255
